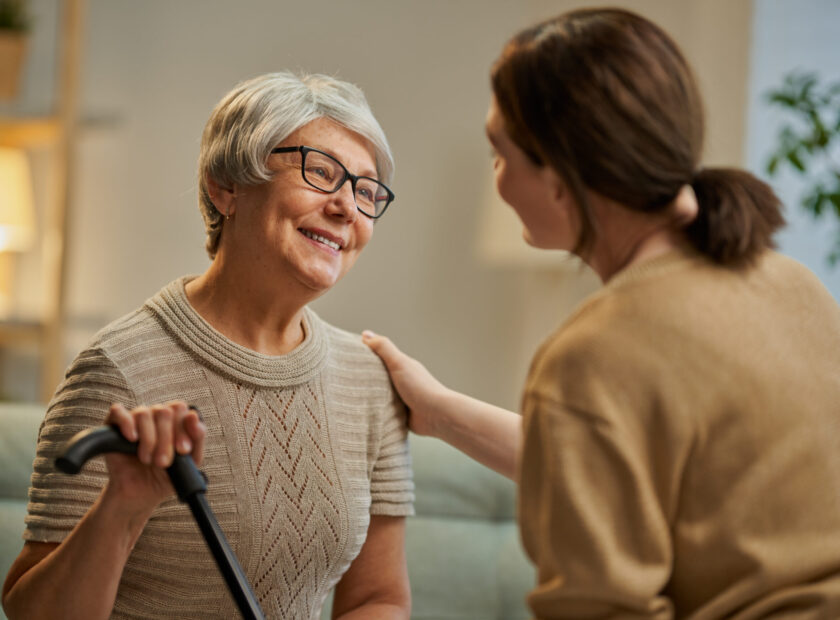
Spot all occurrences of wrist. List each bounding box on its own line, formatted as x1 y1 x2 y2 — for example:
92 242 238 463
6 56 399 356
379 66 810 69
427 387 462 441
98 482 156 546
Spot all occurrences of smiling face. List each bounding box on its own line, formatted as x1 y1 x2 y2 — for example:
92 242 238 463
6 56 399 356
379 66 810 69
485 97 579 252
218 118 378 296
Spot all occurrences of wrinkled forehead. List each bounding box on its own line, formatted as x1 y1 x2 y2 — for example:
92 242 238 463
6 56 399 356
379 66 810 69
282 117 379 178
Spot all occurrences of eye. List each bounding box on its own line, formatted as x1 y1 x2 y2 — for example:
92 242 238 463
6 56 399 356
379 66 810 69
357 186 374 201
307 165 329 179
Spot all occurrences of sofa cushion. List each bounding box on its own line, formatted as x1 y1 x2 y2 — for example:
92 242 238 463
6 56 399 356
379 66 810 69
410 435 517 521
0 402 42 620
0 402 41 499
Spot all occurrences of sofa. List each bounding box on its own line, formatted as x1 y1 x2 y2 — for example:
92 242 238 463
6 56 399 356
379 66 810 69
0 402 534 620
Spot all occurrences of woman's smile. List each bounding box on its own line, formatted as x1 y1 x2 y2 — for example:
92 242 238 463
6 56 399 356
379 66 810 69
298 227 345 253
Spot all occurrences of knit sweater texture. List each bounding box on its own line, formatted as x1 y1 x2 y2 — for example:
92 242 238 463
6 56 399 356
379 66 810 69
518 249 840 619
25 276 415 619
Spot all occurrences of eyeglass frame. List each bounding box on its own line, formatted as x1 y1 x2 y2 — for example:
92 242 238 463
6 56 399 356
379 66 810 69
270 145 395 219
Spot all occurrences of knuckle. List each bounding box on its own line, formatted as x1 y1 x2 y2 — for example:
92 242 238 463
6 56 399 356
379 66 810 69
153 405 173 423
133 407 152 423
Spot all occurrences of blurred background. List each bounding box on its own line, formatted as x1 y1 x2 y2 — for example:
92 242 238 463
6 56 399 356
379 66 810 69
0 0 838 407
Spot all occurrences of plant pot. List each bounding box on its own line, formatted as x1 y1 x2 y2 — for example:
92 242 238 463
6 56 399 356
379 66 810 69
0 31 27 100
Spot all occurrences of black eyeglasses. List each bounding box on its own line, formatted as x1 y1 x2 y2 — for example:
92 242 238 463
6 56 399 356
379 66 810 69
271 145 395 219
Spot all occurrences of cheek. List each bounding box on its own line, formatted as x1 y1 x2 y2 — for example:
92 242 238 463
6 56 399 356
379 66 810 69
353 219 374 252
493 160 517 205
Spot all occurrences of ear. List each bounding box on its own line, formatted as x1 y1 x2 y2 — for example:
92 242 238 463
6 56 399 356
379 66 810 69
205 173 237 218
541 165 568 208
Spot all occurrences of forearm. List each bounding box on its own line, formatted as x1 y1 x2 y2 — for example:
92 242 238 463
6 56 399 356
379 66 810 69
3 484 152 620
334 602 409 620
430 389 521 480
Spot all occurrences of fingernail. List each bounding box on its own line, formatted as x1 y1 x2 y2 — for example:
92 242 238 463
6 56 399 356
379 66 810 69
178 438 191 453
362 330 375 340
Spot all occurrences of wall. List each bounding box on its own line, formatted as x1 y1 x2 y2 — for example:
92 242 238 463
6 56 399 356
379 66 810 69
746 0 840 300
4 0 755 406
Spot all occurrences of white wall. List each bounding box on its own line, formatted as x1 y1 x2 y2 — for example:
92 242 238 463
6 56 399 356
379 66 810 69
3 0 761 405
746 0 840 300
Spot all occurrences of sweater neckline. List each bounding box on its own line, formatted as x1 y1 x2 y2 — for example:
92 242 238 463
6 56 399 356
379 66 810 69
604 246 702 291
145 276 329 387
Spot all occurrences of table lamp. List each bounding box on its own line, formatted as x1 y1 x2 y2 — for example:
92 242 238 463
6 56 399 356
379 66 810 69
0 146 36 316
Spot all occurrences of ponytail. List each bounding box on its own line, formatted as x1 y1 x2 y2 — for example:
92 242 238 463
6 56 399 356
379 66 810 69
686 168 785 267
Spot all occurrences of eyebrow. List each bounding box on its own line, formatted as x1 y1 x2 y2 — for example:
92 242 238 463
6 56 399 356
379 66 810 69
312 144 379 179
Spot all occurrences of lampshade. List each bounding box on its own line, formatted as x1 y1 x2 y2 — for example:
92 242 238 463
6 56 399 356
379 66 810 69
0 146 36 252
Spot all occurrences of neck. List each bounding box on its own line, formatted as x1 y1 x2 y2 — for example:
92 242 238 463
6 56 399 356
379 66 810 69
584 202 686 282
186 254 314 355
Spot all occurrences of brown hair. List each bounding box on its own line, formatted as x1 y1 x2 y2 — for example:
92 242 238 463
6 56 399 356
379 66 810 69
490 8 784 267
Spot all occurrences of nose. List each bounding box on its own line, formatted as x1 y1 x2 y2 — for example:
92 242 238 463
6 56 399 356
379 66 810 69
325 179 358 222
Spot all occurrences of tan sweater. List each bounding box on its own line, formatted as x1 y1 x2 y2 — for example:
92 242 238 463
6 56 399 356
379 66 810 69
25 276 414 619
518 249 840 619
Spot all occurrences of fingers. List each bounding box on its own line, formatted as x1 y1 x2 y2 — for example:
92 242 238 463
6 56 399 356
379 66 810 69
361 330 404 369
106 401 206 468
183 408 206 467
106 403 138 442
152 404 174 467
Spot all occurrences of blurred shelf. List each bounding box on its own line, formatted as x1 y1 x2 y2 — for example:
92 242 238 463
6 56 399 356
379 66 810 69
0 116 62 147
0 318 43 346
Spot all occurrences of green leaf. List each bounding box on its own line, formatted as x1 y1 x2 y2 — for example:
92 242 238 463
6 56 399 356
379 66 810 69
786 150 806 172
830 193 840 217
766 155 779 176
804 191 825 217
767 93 798 108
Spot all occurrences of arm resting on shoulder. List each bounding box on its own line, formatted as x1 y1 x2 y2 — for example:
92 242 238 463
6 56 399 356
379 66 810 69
363 331 521 479
331 515 410 620
432 388 521 480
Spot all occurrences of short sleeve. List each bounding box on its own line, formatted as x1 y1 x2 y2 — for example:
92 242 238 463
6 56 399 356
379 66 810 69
369 391 414 517
24 347 137 543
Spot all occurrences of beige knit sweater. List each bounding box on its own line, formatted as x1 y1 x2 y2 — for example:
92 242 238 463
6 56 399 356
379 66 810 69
518 249 840 619
25 276 415 619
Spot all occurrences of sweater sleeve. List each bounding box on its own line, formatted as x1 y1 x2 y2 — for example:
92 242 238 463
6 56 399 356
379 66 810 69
369 388 414 517
520 392 675 619
24 346 138 543
517 316 696 619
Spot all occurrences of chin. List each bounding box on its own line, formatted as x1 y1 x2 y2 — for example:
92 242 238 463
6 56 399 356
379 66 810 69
297 269 343 295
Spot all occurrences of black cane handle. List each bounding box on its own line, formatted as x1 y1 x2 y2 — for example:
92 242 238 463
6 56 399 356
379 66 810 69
55 425 138 474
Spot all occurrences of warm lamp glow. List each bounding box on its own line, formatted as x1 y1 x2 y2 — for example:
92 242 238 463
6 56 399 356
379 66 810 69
0 147 36 252
0 146 37 316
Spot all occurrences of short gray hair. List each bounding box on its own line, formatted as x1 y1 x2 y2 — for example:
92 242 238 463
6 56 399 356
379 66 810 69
197 71 395 258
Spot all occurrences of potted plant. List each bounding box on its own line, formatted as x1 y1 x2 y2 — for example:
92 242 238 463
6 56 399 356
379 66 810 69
0 0 31 100
765 70 840 266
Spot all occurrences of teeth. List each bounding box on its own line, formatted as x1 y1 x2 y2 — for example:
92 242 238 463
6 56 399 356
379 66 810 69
301 229 341 251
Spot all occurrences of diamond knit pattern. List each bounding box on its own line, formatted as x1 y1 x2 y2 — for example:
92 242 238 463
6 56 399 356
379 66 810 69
238 382 343 616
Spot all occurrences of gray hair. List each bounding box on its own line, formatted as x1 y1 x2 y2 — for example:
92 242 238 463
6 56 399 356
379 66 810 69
197 71 395 258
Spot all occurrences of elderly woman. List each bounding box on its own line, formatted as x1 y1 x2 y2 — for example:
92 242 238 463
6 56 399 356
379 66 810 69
2 72 414 619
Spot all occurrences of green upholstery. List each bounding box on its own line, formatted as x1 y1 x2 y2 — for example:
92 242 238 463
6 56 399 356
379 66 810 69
402 435 533 619
0 404 533 619
0 403 42 620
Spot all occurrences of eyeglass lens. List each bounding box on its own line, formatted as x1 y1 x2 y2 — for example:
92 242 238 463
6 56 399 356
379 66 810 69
302 150 390 217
